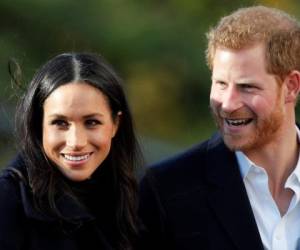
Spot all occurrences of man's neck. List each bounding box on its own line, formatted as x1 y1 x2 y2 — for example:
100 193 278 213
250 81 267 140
244 127 298 180
243 125 299 215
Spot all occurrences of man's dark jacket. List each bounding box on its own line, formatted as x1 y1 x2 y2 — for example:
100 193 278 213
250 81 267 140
139 133 264 250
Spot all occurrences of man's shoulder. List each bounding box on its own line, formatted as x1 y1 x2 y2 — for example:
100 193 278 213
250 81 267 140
142 133 226 191
148 132 224 175
149 140 209 174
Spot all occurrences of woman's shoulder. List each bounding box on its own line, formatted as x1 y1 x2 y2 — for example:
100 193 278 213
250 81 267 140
0 156 27 246
0 172 21 215
0 154 30 226
0 154 27 203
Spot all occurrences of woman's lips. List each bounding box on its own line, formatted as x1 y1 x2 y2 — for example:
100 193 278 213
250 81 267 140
61 153 93 165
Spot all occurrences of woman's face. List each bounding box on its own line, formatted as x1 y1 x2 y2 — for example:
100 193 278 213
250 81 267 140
42 82 120 181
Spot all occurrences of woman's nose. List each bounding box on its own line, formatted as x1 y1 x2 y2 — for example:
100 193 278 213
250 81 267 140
66 126 87 150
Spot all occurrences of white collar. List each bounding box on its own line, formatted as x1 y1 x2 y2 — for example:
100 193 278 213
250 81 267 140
235 126 300 185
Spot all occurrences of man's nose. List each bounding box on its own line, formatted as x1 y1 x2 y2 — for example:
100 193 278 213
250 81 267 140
221 86 243 113
66 126 87 150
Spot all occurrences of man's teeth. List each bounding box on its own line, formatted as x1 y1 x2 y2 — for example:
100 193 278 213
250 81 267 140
226 119 250 126
63 154 90 161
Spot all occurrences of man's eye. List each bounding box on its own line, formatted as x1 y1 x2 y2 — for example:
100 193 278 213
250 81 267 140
216 81 227 88
240 84 257 91
85 119 101 127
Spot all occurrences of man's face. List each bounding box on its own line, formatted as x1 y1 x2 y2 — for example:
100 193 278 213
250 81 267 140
209 43 285 152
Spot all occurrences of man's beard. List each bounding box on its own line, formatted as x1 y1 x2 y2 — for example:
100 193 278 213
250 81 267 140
210 103 284 152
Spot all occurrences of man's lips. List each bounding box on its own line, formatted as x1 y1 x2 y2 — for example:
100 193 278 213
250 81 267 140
225 118 253 126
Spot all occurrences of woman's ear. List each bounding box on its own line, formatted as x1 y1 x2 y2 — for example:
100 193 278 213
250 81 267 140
112 111 122 137
284 70 300 103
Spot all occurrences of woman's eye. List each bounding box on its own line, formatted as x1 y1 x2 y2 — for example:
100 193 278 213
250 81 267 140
51 119 69 128
85 119 101 127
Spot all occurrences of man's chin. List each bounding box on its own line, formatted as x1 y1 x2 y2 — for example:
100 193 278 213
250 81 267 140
222 134 248 152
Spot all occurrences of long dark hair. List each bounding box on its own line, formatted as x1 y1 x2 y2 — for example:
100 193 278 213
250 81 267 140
15 52 142 249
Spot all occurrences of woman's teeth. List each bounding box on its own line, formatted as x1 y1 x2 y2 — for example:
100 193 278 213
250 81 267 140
63 154 90 161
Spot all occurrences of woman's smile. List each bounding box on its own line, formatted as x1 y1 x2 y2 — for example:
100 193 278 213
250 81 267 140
42 83 120 181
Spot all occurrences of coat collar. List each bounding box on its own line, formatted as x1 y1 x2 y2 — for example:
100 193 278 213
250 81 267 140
6 155 95 234
205 132 264 250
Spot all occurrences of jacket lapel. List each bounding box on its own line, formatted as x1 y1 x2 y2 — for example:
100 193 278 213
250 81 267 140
205 134 264 250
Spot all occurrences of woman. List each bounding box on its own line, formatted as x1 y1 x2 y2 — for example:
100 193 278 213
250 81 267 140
0 53 142 250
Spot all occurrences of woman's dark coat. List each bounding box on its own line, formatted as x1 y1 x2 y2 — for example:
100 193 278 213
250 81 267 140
0 155 117 250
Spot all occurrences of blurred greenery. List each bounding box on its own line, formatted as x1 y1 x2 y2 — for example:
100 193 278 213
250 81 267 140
0 0 299 166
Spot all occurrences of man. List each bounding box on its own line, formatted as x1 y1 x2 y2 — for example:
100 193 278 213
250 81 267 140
139 6 300 250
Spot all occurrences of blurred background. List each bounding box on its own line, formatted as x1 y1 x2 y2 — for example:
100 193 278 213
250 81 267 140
0 0 299 167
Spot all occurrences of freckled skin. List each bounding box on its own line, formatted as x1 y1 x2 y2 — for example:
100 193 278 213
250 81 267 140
210 44 285 152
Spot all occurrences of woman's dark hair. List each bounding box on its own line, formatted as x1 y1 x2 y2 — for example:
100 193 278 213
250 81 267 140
15 52 142 249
